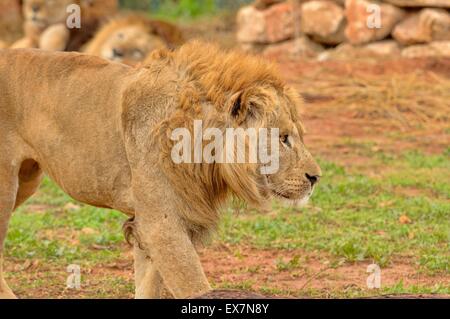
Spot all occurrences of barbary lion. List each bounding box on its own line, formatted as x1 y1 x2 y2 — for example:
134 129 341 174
11 0 117 51
83 15 184 65
0 42 321 299
11 0 74 50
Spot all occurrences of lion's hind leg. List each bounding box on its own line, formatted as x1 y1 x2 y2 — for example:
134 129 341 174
0 158 43 299
0 164 19 299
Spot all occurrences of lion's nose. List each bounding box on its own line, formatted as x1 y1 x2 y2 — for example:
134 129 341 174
32 4 40 12
305 173 320 187
112 48 124 58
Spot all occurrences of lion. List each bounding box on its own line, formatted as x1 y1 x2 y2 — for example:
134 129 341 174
0 0 23 45
11 0 74 50
11 0 118 51
67 0 119 52
0 41 321 299
83 15 184 65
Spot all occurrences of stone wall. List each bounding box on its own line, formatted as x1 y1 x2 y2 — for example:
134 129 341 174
237 0 450 58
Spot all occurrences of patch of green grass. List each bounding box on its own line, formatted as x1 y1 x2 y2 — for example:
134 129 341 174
218 150 450 273
381 281 450 295
4 148 449 297
6 178 127 265
276 255 302 272
120 0 220 19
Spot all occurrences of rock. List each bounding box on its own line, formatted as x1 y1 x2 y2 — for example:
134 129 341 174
402 41 450 57
263 36 325 58
320 40 401 61
392 9 450 45
301 0 347 45
382 0 450 8
345 0 405 45
237 2 296 44
364 40 401 55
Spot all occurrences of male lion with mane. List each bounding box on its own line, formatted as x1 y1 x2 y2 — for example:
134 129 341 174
83 15 184 65
0 42 321 299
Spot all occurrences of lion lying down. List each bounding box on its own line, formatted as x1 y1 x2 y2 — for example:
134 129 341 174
0 42 321 299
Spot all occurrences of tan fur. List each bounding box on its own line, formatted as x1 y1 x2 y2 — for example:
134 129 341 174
11 0 74 49
67 0 119 51
0 0 23 44
11 0 117 51
0 42 320 299
83 15 184 65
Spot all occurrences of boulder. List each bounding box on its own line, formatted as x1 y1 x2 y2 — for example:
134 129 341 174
301 0 347 45
263 36 325 58
237 2 296 44
402 41 450 57
392 9 450 45
345 0 405 45
319 40 401 60
364 39 401 55
382 0 450 8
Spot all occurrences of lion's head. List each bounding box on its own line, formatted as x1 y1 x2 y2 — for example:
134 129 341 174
22 0 72 29
140 42 321 233
100 25 166 64
84 15 183 65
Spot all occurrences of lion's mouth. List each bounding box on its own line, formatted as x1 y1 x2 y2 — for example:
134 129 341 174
30 16 47 26
271 190 291 200
264 175 312 205
271 188 313 207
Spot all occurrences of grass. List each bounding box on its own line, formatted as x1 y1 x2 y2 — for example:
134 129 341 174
4 148 449 297
119 0 233 19
6 178 127 265
219 149 450 272
293 70 450 128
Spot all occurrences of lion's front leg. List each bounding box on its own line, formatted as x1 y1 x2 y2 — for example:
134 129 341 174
134 245 173 299
132 210 211 299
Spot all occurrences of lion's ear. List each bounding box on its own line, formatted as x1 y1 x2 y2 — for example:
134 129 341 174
228 91 263 125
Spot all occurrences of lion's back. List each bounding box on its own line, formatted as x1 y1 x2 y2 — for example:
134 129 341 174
0 49 131 132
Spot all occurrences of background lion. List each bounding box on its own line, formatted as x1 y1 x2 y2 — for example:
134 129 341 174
0 42 320 299
83 15 184 65
0 0 22 45
11 0 118 51
67 0 119 51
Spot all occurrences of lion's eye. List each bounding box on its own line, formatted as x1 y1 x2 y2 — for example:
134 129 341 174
132 49 144 60
280 135 291 147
